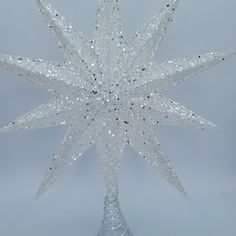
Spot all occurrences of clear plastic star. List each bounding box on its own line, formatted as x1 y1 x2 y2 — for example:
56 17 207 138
0 0 235 198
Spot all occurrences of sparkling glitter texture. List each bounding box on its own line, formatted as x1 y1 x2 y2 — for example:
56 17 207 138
0 0 235 198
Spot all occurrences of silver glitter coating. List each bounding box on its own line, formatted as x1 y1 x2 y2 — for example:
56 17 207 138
0 0 235 198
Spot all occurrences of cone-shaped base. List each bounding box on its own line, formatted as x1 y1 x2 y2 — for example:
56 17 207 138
97 196 133 236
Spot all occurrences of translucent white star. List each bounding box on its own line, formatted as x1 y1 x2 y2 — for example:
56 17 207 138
0 0 235 198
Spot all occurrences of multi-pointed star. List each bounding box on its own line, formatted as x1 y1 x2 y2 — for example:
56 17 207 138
0 0 235 198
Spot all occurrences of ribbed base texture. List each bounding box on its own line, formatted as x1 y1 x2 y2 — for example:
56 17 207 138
97 196 133 236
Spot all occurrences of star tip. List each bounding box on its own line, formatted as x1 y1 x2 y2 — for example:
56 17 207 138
206 122 219 130
164 0 180 10
0 127 7 134
229 49 236 56
0 124 19 133
36 0 46 3
212 124 220 130
170 0 180 6
35 188 44 200
177 185 187 198
199 120 219 130
0 54 8 64
180 185 187 195
182 191 188 198
36 0 42 4
34 194 40 200
36 0 48 8
222 49 236 58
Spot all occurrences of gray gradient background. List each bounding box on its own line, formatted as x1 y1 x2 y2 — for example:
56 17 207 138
0 0 235 235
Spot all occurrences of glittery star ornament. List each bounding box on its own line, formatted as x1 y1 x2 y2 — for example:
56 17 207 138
0 0 234 198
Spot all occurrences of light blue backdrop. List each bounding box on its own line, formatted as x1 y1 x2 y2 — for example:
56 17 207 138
0 0 235 235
